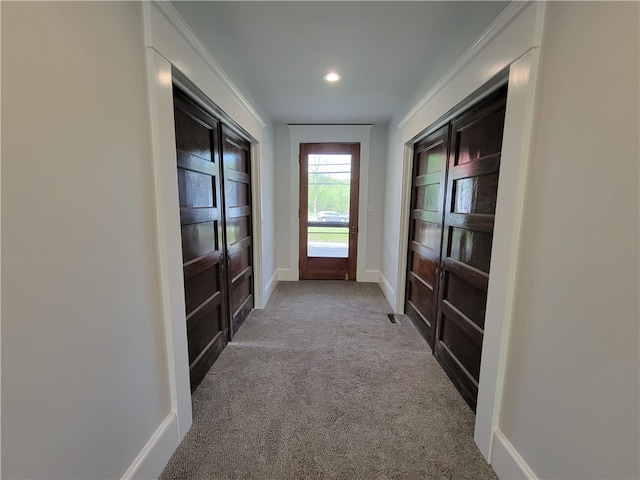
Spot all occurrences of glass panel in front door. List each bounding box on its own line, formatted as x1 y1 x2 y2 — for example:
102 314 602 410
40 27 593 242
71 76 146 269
307 154 351 258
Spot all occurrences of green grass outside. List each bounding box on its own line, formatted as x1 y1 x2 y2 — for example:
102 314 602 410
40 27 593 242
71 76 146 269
307 226 348 244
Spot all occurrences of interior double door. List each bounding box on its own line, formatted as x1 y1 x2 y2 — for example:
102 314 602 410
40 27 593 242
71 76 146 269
173 87 254 392
405 85 507 410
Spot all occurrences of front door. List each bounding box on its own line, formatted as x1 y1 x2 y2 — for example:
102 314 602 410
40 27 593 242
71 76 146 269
299 143 360 280
173 87 228 392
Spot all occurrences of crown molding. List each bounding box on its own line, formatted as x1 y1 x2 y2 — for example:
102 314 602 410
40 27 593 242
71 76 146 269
154 1 267 129
398 1 530 130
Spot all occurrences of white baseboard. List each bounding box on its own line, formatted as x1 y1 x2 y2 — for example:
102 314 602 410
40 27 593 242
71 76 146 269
263 270 278 305
277 268 298 282
378 271 396 311
491 428 538 480
122 411 179 480
358 269 379 283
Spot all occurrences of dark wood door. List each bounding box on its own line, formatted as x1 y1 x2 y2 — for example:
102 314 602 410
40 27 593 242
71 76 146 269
173 87 228 392
434 85 508 410
221 126 254 336
299 143 360 280
405 126 449 348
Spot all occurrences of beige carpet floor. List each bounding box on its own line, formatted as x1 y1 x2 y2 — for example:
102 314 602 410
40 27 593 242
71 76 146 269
160 281 497 479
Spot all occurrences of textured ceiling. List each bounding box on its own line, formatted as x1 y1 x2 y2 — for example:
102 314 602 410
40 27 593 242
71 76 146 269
171 1 509 125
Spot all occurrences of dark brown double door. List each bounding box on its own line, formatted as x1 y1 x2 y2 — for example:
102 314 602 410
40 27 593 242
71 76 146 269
406 86 507 410
173 87 254 392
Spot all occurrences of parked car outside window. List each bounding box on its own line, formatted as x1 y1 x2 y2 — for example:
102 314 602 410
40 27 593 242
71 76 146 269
317 211 341 222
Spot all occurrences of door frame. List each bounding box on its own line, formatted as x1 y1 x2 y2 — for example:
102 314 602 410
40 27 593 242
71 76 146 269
394 3 544 462
287 125 375 282
143 1 269 454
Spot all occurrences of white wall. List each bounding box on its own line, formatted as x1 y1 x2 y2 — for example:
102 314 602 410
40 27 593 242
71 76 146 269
2 2 170 478
257 124 278 300
274 125 292 271
380 123 406 301
366 124 387 274
498 2 639 478
274 124 386 282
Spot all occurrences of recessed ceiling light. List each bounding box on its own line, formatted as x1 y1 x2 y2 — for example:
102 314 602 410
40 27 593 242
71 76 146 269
323 71 342 82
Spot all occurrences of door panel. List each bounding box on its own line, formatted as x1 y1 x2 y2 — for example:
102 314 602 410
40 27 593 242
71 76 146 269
221 126 253 336
173 87 228 393
299 143 360 280
405 126 449 348
434 85 507 410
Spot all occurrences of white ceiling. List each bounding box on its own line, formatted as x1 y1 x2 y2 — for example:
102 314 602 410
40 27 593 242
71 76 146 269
171 1 509 125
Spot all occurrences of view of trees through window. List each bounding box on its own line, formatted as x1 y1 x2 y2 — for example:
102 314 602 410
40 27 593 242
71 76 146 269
306 154 351 256
307 154 351 218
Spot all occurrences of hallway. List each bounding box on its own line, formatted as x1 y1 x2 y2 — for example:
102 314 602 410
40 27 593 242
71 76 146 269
160 281 496 479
